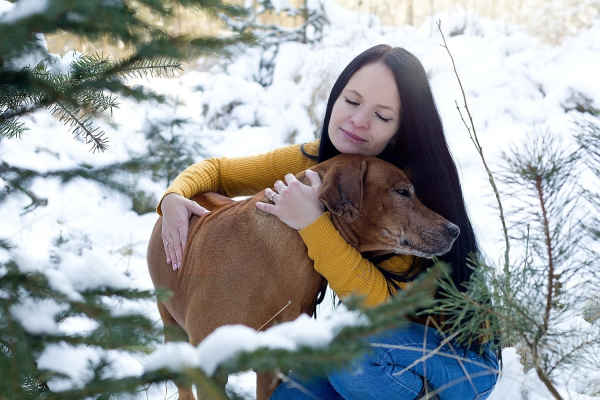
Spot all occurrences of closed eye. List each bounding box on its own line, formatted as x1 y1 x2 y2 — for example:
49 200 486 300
396 189 411 197
345 98 392 123
376 113 391 123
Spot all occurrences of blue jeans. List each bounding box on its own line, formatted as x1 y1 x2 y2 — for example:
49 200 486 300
270 322 499 400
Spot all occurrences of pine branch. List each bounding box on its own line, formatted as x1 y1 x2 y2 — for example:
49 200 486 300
74 89 120 115
532 346 564 400
548 337 600 375
536 174 555 333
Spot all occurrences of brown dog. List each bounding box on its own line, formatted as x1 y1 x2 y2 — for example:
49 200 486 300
147 154 459 400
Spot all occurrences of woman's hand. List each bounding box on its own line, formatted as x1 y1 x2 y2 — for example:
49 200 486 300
255 170 324 230
161 193 210 271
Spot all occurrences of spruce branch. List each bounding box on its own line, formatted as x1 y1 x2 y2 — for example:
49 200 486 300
436 19 511 275
50 101 109 152
0 114 29 139
114 56 184 80
0 0 257 152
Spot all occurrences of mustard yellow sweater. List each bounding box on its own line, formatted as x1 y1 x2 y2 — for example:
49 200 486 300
158 140 420 307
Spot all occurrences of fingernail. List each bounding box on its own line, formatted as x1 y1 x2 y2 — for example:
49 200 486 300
173 264 177 271
167 258 171 264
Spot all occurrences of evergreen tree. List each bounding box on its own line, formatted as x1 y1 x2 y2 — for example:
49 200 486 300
0 0 255 398
223 0 328 86
0 0 254 151
433 126 600 400
435 21 600 399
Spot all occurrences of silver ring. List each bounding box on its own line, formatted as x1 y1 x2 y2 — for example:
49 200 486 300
165 240 173 245
269 192 277 201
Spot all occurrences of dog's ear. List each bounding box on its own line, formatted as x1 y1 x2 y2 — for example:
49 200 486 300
318 158 366 223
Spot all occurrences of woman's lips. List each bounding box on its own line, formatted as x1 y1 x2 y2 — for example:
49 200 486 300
341 128 367 143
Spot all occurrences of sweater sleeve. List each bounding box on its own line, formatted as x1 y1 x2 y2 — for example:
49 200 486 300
157 141 320 215
298 212 417 307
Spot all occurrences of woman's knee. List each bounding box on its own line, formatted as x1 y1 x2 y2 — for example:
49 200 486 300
326 350 424 400
270 372 344 400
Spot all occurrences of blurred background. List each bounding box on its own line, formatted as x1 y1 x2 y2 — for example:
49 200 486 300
45 0 600 59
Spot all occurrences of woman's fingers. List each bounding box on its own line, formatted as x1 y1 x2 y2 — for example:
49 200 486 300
273 179 285 193
161 193 210 271
305 169 322 189
255 171 324 230
162 215 187 270
187 200 210 219
284 173 298 185
265 188 278 202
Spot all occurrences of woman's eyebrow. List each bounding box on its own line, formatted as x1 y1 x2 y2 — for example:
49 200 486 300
345 89 396 113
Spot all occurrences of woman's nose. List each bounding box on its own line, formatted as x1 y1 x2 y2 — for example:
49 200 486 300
350 107 370 129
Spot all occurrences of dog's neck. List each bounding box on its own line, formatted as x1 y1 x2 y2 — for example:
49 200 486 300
361 250 393 259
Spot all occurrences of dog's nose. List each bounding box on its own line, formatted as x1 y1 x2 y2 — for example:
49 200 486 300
447 224 460 238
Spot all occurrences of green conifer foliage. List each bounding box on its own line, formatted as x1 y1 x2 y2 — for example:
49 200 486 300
0 0 255 398
435 23 600 398
0 0 255 151
432 126 600 400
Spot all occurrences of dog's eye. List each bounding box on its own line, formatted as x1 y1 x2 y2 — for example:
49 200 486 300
396 189 411 197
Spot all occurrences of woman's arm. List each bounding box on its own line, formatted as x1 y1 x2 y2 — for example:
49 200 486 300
157 141 320 215
160 141 320 269
299 213 415 307
255 170 416 307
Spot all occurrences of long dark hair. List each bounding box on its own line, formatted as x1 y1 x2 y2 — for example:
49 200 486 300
318 44 479 293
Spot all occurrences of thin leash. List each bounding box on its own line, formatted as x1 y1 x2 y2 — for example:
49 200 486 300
256 300 292 332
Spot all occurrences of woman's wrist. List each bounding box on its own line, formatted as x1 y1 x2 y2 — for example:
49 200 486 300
158 192 182 215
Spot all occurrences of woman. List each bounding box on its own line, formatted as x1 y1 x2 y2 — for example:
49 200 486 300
158 44 499 399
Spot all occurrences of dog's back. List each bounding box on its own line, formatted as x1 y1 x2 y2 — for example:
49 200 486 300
147 191 326 345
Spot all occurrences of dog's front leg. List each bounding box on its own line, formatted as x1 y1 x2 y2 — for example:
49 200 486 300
256 371 281 400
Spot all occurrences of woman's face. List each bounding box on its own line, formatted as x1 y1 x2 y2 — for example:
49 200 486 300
328 62 402 156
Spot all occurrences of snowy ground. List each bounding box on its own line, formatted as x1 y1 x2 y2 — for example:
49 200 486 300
2 0 600 398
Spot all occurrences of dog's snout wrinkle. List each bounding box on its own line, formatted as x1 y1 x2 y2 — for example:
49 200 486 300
447 224 460 238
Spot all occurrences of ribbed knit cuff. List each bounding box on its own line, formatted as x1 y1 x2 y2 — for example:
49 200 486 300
298 212 336 260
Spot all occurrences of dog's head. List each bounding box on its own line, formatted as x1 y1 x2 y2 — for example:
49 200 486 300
311 154 459 258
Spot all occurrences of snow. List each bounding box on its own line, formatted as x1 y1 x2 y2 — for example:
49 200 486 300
2 0 600 398
9 297 67 334
146 307 366 376
0 0 47 23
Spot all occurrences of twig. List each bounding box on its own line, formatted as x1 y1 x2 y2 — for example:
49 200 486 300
535 175 554 333
275 370 321 400
548 337 600 375
436 20 511 275
532 344 564 400
256 300 292 332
